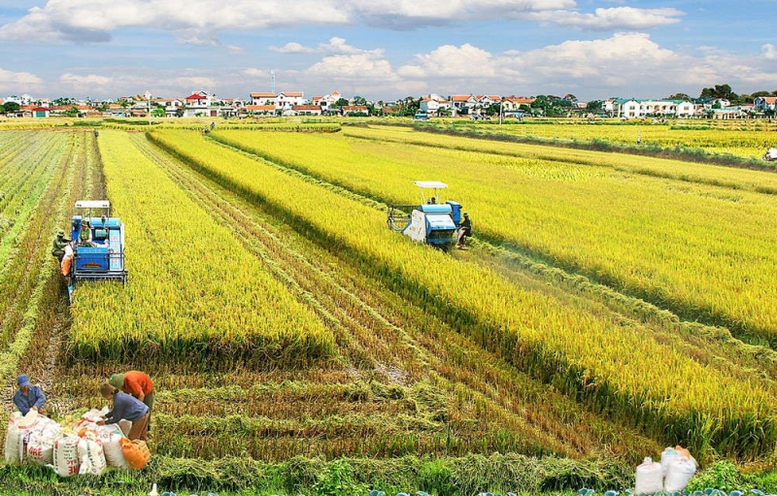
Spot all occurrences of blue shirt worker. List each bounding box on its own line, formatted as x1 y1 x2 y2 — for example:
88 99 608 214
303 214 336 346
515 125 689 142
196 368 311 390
97 383 149 441
12 374 46 416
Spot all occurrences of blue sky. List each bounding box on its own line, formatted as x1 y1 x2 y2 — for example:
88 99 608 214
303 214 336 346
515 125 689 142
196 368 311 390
0 0 775 101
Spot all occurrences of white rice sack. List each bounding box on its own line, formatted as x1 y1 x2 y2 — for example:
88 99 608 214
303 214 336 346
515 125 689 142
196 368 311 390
4 411 45 465
27 435 55 466
4 413 22 465
77 434 107 476
81 407 109 423
97 424 128 469
53 434 81 477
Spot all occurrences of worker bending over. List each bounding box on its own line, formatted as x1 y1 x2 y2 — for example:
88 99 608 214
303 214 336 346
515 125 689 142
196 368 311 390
110 371 154 426
456 212 472 249
97 383 149 441
13 374 47 416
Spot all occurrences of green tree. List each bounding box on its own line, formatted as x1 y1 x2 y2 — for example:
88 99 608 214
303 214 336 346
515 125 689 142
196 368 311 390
586 100 604 113
2 101 21 114
666 93 691 100
334 98 349 107
352 95 367 106
53 97 76 106
700 84 738 101
64 106 80 117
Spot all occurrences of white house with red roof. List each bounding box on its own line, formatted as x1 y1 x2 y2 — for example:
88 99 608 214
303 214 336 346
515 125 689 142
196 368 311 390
754 96 777 112
250 92 277 105
183 91 213 117
419 94 451 115
312 91 342 110
476 95 501 107
501 96 536 112
276 91 305 111
288 104 321 116
449 94 477 116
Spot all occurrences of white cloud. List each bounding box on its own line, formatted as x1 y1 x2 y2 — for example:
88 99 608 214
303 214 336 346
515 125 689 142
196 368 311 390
227 45 243 54
394 33 777 99
762 44 777 60
0 0 349 42
60 73 113 87
0 67 43 92
270 42 317 54
347 0 575 28
0 0 673 44
399 43 497 78
521 7 684 30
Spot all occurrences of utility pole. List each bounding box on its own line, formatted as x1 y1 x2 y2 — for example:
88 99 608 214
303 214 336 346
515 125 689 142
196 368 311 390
145 90 152 125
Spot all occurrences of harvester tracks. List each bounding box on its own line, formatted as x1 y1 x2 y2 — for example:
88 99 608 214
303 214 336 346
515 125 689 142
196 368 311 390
137 133 659 459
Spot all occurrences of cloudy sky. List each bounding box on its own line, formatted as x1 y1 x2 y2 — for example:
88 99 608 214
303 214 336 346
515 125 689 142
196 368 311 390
0 0 775 101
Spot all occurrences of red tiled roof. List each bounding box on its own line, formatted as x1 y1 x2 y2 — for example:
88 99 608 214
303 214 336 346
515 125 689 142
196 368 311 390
282 92 303 97
250 92 276 98
32 107 49 112
292 105 321 111
761 96 777 104
450 95 472 102
342 106 368 111
185 93 207 100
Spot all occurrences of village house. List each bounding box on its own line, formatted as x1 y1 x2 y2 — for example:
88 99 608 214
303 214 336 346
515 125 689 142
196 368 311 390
754 96 777 112
449 95 477 116
616 99 695 119
341 105 369 117
289 104 322 116
250 92 276 106
183 92 213 117
312 91 342 110
419 94 451 115
501 96 535 113
276 92 305 112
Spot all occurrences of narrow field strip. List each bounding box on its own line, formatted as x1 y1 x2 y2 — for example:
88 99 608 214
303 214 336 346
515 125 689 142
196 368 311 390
150 129 776 459
68 130 335 369
343 125 777 194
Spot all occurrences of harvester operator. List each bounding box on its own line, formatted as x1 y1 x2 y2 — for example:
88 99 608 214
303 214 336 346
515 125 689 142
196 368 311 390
50 230 71 263
12 374 47 416
78 221 92 246
110 371 154 427
456 212 472 249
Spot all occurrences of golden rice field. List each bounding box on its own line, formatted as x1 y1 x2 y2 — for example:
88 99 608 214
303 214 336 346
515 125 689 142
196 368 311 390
210 126 777 346
70 130 335 367
3 120 777 495
467 120 777 159
150 128 777 458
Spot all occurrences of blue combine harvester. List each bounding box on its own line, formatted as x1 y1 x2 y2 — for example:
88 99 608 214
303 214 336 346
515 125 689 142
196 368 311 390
386 181 464 250
65 200 127 302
